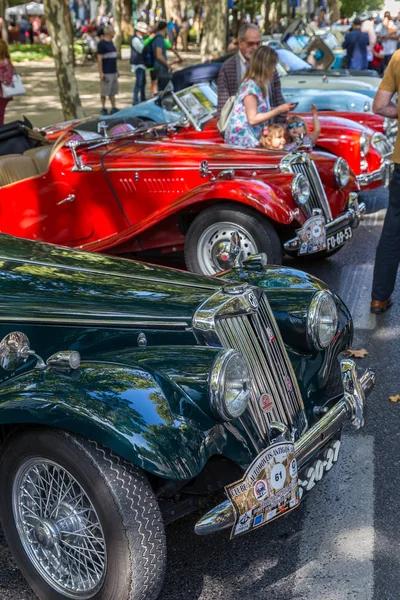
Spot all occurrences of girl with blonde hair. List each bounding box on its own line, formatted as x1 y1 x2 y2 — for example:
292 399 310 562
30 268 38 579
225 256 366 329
224 45 296 148
0 40 16 125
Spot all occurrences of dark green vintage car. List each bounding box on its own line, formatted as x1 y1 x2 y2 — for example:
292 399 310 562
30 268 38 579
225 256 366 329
0 234 374 600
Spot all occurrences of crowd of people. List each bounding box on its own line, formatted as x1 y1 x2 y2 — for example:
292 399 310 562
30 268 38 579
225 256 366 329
342 11 400 73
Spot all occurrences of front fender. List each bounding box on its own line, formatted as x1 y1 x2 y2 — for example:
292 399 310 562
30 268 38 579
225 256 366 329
0 349 253 480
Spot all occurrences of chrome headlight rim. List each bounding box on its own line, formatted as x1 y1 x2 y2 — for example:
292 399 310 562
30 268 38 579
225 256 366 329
291 173 310 206
209 349 251 421
333 157 350 187
307 290 339 351
360 132 370 155
363 101 371 113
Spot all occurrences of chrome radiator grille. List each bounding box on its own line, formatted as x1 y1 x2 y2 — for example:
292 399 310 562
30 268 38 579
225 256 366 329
215 294 307 444
281 153 332 222
371 133 393 158
291 159 332 221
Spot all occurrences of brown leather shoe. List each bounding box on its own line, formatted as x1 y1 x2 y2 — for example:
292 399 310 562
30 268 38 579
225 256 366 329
370 298 393 314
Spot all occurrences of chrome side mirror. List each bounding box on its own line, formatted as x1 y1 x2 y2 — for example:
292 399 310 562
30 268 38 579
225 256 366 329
0 332 81 372
0 332 31 370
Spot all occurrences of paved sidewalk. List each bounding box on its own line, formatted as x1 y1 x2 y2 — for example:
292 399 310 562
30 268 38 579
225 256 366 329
7 48 200 128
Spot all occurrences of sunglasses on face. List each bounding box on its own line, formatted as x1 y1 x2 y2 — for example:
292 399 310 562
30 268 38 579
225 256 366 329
244 40 261 47
287 121 304 131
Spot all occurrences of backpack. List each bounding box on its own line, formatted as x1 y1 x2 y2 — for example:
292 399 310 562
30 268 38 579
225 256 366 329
217 96 236 133
142 37 155 69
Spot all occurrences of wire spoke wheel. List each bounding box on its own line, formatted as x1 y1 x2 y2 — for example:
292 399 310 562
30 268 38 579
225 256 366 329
13 458 107 599
197 222 259 275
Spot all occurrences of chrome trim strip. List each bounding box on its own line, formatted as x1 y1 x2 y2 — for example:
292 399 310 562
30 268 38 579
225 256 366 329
194 359 374 535
0 314 190 329
107 164 278 173
356 160 392 187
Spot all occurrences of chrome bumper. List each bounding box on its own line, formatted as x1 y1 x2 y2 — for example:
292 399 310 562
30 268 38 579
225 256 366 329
194 359 375 536
356 160 392 187
284 193 365 254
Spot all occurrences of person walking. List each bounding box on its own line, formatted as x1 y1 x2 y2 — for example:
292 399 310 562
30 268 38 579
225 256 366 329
130 21 148 105
97 24 119 115
0 40 16 125
379 12 398 68
342 18 369 70
224 46 296 149
152 21 182 93
370 49 400 312
217 23 287 124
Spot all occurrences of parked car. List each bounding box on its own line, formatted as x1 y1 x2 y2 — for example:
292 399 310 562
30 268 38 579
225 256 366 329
1 103 362 275
0 233 375 600
170 50 381 99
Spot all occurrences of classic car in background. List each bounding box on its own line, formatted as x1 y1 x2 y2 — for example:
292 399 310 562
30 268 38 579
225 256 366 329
0 234 375 600
1 104 363 276
54 82 389 191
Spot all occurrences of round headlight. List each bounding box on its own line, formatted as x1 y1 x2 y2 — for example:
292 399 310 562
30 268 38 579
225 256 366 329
334 158 350 187
291 173 310 206
360 132 370 155
307 291 339 350
210 349 251 420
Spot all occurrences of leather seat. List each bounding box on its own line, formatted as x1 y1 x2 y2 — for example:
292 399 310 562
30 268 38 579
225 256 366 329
0 155 39 187
24 145 53 174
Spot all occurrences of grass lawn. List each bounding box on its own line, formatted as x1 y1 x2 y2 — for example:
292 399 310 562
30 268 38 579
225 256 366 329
10 42 84 62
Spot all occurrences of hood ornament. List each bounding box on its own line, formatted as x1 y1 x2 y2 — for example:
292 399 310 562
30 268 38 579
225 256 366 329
229 231 268 272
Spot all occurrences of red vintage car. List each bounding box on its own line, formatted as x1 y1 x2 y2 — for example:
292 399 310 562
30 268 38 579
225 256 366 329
0 119 361 275
41 83 392 191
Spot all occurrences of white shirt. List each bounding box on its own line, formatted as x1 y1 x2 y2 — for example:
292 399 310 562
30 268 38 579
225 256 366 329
238 51 248 79
131 33 146 71
381 20 398 56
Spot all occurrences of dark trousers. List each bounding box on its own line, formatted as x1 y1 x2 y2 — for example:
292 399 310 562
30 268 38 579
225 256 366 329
133 67 146 104
372 163 400 300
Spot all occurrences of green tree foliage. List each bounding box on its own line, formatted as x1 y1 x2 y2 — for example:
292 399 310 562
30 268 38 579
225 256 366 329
339 0 384 17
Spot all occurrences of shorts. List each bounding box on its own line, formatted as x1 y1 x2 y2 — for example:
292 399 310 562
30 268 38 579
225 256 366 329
149 69 157 81
100 72 118 97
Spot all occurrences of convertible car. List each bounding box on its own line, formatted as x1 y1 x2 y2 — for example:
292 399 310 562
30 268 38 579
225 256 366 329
0 115 362 275
0 233 375 600
42 83 390 191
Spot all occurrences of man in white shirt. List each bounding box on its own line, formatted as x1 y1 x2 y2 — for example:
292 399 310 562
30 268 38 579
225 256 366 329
130 21 148 105
361 14 377 64
379 12 399 68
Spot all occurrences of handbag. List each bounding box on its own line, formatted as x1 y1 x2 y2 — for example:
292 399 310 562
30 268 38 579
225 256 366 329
2 74 26 99
217 95 236 133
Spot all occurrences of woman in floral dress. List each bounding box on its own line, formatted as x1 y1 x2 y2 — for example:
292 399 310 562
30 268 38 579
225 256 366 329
224 46 295 149
0 41 16 125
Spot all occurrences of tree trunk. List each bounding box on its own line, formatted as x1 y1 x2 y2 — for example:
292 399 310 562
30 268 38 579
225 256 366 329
167 0 182 22
200 0 228 61
63 0 75 65
331 0 340 23
261 0 272 33
43 0 85 120
121 0 133 41
0 0 8 43
112 0 122 57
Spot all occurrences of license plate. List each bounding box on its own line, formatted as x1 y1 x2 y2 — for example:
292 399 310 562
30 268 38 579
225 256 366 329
327 226 352 252
226 438 341 539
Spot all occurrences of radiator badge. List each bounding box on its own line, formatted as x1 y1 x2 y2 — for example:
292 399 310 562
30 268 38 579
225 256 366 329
247 291 258 309
285 376 293 392
266 326 276 343
260 393 274 414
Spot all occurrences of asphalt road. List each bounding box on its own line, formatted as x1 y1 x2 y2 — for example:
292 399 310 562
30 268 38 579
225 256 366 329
0 185 398 600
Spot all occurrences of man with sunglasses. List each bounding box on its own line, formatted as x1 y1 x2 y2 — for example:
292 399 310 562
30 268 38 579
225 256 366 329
217 23 287 124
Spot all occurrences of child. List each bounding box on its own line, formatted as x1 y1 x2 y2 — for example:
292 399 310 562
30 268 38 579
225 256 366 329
284 104 321 152
259 124 286 150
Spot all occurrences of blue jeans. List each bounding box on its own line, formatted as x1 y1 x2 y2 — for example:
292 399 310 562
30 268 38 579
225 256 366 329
133 67 146 104
372 163 400 300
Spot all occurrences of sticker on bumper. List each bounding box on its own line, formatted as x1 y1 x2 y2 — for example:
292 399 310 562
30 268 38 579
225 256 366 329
297 215 327 256
226 442 300 539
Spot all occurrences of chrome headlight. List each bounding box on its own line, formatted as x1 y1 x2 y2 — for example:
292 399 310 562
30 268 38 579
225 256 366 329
360 132 370 155
334 157 350 187
363 101 371 112
210 349 251 420
291 173 310 206
307 291 339 350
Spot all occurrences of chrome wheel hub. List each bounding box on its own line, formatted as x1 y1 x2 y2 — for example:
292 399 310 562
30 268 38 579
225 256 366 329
13 458 107 599
197 222 259 275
